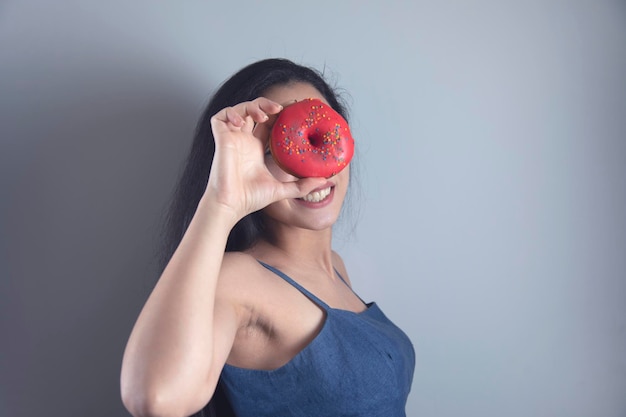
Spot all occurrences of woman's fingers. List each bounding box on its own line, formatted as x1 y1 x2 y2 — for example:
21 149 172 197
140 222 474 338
224 107 245 128
246 98 283 123
252 111 280 146
211 98 283 132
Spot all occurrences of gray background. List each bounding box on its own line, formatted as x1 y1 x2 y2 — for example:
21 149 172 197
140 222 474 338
1 1 625 416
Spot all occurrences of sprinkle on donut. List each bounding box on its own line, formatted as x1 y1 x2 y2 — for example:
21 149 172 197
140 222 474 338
269 98 354 178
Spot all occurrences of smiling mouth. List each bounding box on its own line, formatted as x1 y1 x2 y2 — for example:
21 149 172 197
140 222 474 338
299 186 332 203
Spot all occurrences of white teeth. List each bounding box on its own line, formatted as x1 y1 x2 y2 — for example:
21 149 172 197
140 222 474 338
302 187 332 203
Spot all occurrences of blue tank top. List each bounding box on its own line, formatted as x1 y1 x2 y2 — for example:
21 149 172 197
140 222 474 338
219 262 415 417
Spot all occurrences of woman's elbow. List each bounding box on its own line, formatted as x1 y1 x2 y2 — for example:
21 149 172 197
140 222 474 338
121 381 185 417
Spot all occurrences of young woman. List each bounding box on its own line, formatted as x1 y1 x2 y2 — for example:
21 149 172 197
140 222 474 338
120 58 415 417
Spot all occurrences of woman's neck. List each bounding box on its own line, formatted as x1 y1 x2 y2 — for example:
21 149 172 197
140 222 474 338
248 226 336 276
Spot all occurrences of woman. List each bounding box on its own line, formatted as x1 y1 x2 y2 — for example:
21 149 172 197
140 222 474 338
120 58 415 417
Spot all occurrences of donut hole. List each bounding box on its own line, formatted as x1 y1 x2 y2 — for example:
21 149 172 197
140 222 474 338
307 131 324 148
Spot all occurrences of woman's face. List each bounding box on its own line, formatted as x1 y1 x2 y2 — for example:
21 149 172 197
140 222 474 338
259 82 350 232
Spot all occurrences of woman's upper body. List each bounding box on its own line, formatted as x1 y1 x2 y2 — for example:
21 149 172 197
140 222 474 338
120 59 414 417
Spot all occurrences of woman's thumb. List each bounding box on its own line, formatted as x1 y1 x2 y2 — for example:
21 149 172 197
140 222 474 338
278 177 328 201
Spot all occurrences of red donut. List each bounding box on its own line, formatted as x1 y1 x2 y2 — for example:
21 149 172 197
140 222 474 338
269 98 354 178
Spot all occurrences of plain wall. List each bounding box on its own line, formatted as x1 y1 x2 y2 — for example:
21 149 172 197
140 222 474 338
1 1 625 416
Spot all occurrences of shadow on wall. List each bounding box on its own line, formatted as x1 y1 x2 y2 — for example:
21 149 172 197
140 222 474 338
0 63 210 417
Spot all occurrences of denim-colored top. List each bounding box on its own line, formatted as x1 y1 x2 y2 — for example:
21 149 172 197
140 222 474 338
219 262 415 417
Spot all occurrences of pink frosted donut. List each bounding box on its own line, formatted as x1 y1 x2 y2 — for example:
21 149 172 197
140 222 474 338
270 98 354 178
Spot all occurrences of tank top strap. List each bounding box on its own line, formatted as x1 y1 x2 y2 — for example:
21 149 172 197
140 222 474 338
333 268 368 305
257 261 331 311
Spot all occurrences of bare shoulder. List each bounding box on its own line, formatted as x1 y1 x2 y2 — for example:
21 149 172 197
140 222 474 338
215 252 264 311
221 251 260 275
331 250 352 286
218 252 263 289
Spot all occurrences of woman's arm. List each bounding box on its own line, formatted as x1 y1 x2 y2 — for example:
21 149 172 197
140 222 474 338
120 197 239 417
120 98 325 417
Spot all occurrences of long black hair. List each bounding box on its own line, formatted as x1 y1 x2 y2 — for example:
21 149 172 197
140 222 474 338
160 58 351 416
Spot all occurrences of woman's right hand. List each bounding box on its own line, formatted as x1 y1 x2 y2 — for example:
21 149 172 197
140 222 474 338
206 97 325 222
